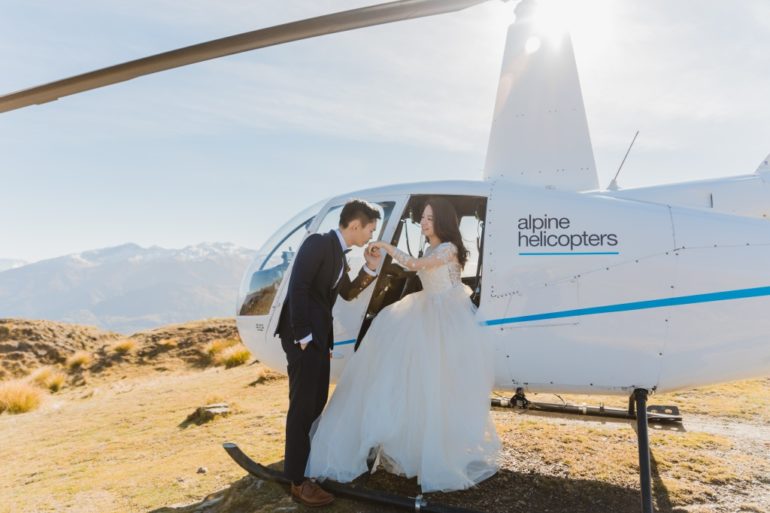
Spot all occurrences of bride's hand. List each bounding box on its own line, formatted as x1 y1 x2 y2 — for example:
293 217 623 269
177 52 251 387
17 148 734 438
370 241 389 253
364 243 383 269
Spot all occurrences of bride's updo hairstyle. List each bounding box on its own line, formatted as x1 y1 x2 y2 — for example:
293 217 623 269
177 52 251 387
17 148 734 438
424 197 468 269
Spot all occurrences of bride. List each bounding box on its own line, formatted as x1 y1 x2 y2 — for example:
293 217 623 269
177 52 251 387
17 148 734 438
305 197 500 493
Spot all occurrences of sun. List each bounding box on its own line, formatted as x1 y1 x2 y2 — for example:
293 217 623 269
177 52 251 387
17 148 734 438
527 0 616 58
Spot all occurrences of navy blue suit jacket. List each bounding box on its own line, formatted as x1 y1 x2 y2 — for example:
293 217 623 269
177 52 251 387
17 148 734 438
275 230 375 350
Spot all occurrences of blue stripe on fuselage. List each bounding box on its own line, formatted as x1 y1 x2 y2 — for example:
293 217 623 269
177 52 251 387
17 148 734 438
484 285 770 326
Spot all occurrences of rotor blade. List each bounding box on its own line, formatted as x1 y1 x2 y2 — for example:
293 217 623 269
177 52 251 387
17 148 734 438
0 0 492 114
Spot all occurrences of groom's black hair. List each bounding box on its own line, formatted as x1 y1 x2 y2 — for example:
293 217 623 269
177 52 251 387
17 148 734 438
339 199 381 228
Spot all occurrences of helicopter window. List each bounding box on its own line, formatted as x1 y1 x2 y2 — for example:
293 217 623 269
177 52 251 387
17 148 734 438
313 201 395 263
237 201 325 316
238 200 395 317
238 221 310 316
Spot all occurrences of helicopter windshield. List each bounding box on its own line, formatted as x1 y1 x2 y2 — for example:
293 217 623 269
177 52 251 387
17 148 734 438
237 200 326 316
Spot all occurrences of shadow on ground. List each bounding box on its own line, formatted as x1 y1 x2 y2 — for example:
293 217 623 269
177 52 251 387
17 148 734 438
150 455 684 513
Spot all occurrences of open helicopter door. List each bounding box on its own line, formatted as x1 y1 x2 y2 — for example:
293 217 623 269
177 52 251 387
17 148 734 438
256 195 406 381
357 192 489 351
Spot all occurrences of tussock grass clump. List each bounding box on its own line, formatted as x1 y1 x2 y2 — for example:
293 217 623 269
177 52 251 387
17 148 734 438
0 380 43 414
28 366 67 392
109 339 137 355
218 346 251 368
204 338 250 368
66 351 93 370
204 338 239 358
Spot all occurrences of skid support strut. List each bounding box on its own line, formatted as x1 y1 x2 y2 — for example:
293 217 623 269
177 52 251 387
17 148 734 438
634 388 654 513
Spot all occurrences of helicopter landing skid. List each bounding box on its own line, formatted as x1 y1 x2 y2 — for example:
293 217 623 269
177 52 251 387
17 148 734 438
222 442 484 513
490 388 682 423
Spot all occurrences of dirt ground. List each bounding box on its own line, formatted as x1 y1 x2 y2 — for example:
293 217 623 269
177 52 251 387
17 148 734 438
2 360 768 513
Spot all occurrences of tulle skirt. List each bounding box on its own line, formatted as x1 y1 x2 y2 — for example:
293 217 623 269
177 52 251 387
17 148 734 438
306 284 500 492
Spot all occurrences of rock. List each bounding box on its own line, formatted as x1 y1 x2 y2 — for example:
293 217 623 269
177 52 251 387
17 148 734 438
183 403 231 425
197 467 207 474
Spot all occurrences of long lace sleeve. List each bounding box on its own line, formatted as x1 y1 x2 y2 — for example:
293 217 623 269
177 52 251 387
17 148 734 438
391 242 457 271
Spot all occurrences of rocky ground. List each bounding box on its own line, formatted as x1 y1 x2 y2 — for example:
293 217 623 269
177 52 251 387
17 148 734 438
1 318 768 513
0 319 121 380
0 318 238 384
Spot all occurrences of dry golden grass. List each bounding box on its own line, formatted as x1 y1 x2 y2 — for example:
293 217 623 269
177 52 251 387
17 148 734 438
0 365 287 513
109 338 137 355
217 345 251 368
28 366 67 392
204 338 239 358
204 338 250 368
737 504 766 513
0 380 43 414
662 379 770 422
535 377 770 423
65 350 93 370
1 362 767 513
497 414 764 506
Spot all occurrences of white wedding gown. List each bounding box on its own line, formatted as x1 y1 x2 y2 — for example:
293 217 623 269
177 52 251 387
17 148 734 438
306 242 500 492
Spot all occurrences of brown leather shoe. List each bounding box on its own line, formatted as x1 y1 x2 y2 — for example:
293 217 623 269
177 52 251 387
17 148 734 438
290 479 334 507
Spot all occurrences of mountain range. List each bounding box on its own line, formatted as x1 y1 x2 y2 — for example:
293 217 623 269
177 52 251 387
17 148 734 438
0 243 256 333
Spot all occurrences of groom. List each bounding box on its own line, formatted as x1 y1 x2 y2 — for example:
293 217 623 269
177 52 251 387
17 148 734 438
275 199 383 507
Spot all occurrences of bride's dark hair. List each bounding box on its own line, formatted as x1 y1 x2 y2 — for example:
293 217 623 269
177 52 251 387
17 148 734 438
424 197 468 268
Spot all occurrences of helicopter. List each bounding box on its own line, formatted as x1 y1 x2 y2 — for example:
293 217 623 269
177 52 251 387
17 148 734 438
3 1 769 512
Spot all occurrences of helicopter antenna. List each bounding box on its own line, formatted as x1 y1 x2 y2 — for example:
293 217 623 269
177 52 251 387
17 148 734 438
608 130 639 191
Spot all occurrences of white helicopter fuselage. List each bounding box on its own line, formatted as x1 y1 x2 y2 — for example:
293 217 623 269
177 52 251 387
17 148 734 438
237 174 770 396
233 0 770 400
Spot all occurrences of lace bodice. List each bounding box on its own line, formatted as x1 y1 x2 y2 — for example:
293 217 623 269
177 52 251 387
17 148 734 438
392 242 463 294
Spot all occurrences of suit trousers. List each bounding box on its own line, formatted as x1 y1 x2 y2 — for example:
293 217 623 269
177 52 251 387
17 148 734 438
281 337 330 484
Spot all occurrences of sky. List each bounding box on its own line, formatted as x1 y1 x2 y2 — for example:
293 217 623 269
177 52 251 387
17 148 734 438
1 0 769 263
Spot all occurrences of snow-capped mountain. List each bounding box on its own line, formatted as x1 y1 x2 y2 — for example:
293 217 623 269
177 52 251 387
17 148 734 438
0 258 27 272
0 243 256 334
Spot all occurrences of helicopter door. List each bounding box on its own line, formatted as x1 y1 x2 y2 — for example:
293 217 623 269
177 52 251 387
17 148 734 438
267 196 405 380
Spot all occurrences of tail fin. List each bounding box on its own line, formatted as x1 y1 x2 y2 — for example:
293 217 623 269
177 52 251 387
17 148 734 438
483 0 598 191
